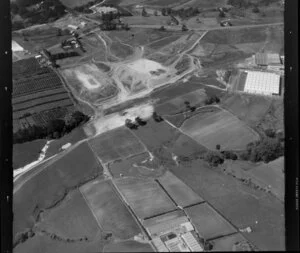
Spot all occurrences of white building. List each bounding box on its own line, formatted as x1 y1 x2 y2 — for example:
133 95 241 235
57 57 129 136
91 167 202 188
243 71 281 96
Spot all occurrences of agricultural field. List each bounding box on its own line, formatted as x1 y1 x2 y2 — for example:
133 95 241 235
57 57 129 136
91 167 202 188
37 189 100 239
185 203 237 240
13 142 103 241
80 179 141 239
114 177 176 219
89 127 146 164
169 159 285 250
158 170 204 207
209 233 254 251
12 58 75 132
221 93 273 127
180 107 260 150
13 139 47 169
61 63 118 104
104 240 154 252
122 16 172 26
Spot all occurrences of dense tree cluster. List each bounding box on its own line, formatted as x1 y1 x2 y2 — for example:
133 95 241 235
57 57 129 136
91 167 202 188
240 137 284 163
11 0 66 29
205 95 220 105
13 111 90 144
125 117 147 129
51 51 79 61
162 7 200 19
204 151 225 167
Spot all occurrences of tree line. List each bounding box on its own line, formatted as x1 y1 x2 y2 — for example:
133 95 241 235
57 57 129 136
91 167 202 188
14 111 90 144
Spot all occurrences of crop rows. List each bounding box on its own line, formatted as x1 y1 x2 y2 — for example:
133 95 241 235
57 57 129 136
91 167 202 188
13 73 63 97
13 93 71 112
13 58 51 80
32 106 73 126
12 87 68 104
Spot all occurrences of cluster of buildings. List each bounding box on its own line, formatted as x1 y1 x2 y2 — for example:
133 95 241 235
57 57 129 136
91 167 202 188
143 212 203 252
238 53 284 96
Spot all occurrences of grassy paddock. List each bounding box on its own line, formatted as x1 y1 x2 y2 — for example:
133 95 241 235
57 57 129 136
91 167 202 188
158 171 204 207
80 179 141 239
186 203 237 240
181 108 260 150
115 177 176 219
13 142 103 239
89 127 146 164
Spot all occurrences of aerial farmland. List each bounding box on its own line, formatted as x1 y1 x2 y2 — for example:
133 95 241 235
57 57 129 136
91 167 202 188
12 0 285 252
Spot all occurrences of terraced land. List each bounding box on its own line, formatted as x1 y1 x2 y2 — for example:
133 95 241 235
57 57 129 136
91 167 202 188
12 58 75 132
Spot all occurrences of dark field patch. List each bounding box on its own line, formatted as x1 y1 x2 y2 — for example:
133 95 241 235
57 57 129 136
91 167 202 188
185 203 237 240
89 127 146 163
13 139 47 169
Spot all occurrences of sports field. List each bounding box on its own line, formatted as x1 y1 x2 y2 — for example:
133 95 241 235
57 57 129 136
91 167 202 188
89 127 146 163
80 179 141 239
158 171 204 207
13 142 103 240
115 177 176 219
186 203 237 240
181 108 260 150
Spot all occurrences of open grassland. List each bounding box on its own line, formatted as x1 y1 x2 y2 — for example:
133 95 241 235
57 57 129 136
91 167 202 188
14 233 104 253
107 28 177 47
115 177 176 219
181 108 260 150
80 179 141 239
186 203 237 240
221 93 273 127
155 88 207 115
169 159 285 250
109 152 166 179
131 118 179 151
104 240 154 252
221 157 284 202
158 171 204 207
13 142 103 240
209 233 253 251
37 189 100 239
89 127 146 164
122 16 172 26
13 139 47 169
110 41 134 59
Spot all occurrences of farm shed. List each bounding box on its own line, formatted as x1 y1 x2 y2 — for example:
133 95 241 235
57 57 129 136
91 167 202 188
243 71 280 96
181 232 204 251
255 53 281 66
